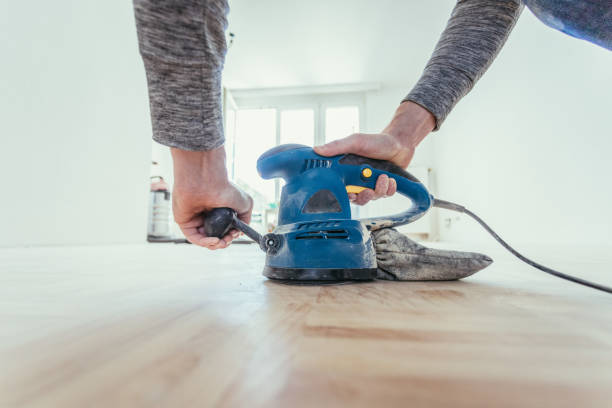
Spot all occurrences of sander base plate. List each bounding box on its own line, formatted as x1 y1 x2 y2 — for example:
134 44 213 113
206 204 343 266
263 266 377 282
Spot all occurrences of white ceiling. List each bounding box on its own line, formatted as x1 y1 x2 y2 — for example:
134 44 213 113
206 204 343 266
224 0 456 89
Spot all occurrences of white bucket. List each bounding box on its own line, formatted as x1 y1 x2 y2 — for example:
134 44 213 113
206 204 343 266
148 190 171 238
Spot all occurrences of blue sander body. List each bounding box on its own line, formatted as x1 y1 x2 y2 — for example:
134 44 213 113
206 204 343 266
255 144 432 281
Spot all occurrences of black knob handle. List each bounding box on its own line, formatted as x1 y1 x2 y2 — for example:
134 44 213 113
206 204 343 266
203 207 236 238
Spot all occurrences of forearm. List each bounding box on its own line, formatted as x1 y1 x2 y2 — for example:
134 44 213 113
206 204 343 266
171 147 230 192
133 0 229 151
404 0 524 129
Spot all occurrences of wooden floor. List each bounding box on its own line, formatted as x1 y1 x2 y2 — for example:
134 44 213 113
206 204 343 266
1 242 611 407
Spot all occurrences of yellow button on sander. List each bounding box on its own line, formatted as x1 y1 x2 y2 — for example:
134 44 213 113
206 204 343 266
346 167 373 194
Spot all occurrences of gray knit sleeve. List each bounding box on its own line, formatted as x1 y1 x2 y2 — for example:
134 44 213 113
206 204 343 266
404 0 523 130
133 0 229 151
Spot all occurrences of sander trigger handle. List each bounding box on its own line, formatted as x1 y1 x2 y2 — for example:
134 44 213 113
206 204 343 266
202 208 281 253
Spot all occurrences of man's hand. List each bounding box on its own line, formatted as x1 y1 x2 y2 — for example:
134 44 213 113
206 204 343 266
314 101 435 205
171 146 253 250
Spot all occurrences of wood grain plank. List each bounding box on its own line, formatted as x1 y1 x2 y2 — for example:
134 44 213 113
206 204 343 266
0 243 610 407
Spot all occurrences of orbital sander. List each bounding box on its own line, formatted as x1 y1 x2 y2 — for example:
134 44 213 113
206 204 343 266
204 144 612 293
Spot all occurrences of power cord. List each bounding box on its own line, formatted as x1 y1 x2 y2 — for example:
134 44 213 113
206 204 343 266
433 198 612 294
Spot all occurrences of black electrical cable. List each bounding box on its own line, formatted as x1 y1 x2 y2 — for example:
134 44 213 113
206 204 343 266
433 198 612 294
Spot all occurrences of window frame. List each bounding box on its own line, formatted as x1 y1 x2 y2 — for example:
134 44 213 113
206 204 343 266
231 91 367 146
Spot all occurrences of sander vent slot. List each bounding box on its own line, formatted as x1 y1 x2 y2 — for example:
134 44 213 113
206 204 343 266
296 221 342 229
295 230 349 240
303 159 331 171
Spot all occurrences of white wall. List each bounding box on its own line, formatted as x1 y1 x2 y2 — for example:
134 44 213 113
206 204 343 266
3 0 608 248
224 0 451 89
0 1 152 247
435 11 612 247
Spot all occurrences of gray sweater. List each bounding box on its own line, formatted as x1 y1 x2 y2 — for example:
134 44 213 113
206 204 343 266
134 0 523 151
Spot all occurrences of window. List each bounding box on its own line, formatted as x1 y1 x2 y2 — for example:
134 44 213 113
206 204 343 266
233 109 277 204
280 109 315 146
325 106 360 143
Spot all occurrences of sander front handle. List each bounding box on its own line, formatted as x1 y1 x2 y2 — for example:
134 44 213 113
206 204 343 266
202 208 281 253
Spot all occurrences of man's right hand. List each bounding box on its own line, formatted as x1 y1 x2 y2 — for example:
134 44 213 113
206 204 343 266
314 101 435 205
171 146 253 250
